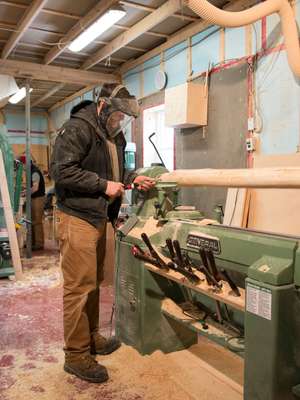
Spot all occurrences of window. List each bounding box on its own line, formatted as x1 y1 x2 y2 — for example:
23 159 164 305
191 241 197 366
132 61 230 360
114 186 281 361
143 104 174 171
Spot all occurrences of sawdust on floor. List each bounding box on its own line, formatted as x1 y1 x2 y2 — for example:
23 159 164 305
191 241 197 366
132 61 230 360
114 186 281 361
1 342 243 400
0 253 61 295
0 250 244 400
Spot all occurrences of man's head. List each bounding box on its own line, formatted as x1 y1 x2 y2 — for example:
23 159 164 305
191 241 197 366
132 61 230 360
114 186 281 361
97 83 139 138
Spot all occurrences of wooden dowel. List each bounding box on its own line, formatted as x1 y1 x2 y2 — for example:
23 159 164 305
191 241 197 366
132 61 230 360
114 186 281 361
159 168 300 188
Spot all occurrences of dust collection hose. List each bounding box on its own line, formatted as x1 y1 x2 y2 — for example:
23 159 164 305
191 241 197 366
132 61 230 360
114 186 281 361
184 0 300 77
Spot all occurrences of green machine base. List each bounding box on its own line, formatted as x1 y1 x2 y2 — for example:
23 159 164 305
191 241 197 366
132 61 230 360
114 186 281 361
114 167 300 400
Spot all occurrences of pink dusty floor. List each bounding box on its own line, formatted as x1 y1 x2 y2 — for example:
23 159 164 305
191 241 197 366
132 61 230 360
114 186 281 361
0 248 243 400
0 249 117 399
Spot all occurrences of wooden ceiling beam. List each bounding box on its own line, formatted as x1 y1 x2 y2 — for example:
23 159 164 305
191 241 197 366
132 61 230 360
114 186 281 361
28 26 64 36
0 1 81 20
143 30 169 39
0 20 18 31
0 1 26 8
0 22 147 53
114 23 169 38
12 41 51 50
0 21 64 38
43 0 119 65
120 0 258 74
120 1 198 21
118 44 146 53
1 0 48 59
0 1 171 38
42 8 80 20
82 0 183 70
48 84 97 112
31 83 65 107
0 59 120 85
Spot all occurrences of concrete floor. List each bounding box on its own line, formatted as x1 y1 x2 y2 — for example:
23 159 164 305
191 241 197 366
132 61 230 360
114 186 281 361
0 247 244 400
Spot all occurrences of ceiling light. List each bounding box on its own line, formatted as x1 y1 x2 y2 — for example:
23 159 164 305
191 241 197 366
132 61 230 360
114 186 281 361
8 87 33 104
68 8 126 53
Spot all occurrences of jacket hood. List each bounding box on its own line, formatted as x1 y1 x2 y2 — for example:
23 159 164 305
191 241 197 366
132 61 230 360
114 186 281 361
70 100 127 146
71 101 106 139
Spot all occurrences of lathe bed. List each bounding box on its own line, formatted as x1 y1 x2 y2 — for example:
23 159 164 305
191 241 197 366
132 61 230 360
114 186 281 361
115 214 300 400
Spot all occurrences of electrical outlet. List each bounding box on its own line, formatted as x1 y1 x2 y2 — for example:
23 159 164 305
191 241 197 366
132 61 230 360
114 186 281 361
246 137 255 152
248 118 255 131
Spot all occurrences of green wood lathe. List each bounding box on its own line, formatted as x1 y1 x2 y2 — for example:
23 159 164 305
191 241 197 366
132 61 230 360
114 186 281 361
115 165 300 400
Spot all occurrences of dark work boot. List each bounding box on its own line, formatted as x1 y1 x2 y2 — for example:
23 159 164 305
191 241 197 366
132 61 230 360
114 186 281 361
64 354 109 383
90 333 121 355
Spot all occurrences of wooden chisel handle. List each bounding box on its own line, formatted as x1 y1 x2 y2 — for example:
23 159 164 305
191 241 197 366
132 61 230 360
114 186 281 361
220 268 241 297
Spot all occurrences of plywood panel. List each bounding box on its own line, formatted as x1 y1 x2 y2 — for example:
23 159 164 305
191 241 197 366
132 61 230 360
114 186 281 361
11 144 49 172
165 82 208 127
223 188 248 227
248 153 300 235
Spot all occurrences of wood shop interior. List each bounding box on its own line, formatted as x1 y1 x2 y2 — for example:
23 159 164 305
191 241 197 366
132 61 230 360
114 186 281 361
1 0 300 399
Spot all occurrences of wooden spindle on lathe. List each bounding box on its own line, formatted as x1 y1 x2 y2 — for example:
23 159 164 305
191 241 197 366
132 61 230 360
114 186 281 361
158 168 300 188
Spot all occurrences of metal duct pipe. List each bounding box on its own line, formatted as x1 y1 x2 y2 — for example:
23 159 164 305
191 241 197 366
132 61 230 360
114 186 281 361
159 168 300 188
184 0 300 76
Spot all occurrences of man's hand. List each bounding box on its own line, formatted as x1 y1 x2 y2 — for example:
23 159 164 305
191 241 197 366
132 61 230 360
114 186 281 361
105 181 125 198
133 176 156 191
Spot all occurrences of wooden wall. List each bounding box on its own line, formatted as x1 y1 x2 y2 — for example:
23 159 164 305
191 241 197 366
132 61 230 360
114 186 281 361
11 144 49 173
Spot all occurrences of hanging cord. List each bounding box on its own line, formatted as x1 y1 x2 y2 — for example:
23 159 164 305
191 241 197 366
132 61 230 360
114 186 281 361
105 56 112 67
109 302 116 336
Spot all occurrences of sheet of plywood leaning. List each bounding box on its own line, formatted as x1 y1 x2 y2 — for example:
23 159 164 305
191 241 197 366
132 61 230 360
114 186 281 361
248 153 300 235
223 188 250 228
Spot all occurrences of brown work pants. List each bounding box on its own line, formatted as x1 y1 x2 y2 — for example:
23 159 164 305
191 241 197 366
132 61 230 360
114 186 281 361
57 211 107 356
31 196 45 249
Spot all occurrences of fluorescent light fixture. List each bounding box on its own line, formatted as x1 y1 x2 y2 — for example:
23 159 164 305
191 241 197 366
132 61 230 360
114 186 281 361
69 9 126 53
9 87 33 104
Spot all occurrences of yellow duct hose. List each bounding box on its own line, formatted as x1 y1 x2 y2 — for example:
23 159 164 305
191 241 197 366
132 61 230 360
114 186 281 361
184 0 300 76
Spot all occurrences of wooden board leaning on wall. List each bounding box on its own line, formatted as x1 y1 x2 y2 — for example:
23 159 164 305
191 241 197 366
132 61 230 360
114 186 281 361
11 144 49 174
247 153 300 236
223 188 250 228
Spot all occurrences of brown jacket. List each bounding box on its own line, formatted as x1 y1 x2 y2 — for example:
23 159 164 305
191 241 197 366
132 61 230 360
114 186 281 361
50 102 136 227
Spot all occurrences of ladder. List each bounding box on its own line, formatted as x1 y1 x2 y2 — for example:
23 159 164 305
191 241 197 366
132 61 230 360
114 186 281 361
0 149 23 280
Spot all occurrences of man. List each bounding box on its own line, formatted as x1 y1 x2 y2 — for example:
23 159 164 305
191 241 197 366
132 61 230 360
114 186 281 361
50 84 155 383
20 156 45 250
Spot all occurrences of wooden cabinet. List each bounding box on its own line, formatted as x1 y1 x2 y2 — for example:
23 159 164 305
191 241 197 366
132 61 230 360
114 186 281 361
165 82 208 128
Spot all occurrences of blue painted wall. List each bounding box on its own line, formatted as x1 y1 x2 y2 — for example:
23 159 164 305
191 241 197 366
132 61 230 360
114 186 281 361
252 21 262 54
266 13 283 48
164 41 187 88
121 10 300 157
256 51 300 154
192 26 220 73
4 112 48 145
144 55 160 96
123 67 141 98
50 87 98 131
51 96 82 131
49 6 300 157
225 27 245 61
